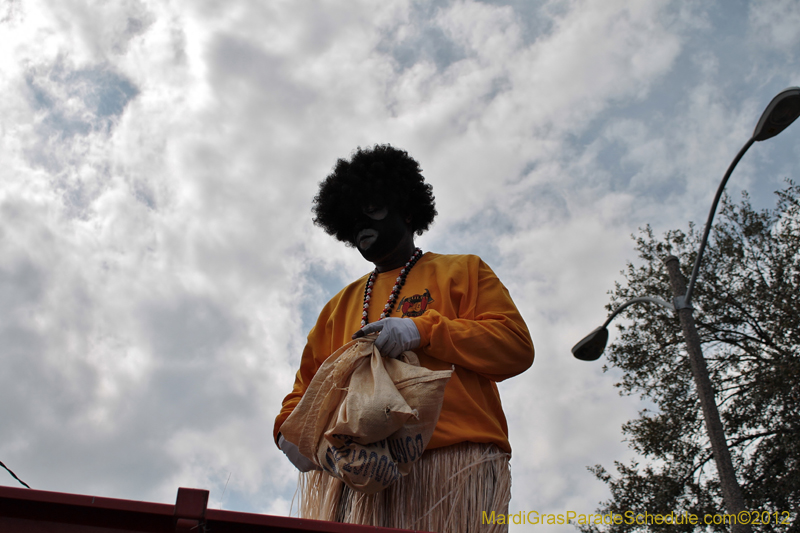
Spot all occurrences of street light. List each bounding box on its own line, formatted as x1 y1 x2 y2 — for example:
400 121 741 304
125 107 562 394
682 86 800 310
571 297 673 361
574 87 800 359
572 87 800 533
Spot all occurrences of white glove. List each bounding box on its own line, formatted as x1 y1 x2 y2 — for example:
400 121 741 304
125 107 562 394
356 317 420 358
278 434 319 472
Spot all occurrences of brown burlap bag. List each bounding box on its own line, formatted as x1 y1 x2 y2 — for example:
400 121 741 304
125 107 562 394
280 335 452 494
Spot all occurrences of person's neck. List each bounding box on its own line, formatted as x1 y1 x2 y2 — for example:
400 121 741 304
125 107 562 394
373 238 417 273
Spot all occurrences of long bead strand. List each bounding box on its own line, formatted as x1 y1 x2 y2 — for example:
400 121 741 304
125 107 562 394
361 247 423 327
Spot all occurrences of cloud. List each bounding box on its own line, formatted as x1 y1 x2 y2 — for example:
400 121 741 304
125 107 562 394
2 3 800 532
40 0 154 59
24 60 139 176
748 0 800 51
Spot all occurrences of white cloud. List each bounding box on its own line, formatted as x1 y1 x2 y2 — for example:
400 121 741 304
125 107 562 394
748 0 800 51
1 2 799 531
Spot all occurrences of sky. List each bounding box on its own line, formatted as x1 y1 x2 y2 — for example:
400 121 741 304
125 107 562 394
1 0 798 531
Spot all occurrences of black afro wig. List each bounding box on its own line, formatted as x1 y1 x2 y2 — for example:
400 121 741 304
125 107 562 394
312 144 437 245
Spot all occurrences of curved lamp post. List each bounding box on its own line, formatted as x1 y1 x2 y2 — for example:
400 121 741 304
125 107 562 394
571 297 674 361
572 87 800 533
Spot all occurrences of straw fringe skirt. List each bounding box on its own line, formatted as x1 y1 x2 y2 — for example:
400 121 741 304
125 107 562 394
296 442 511 533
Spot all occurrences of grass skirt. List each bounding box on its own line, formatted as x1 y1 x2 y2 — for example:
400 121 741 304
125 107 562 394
296 442 511 533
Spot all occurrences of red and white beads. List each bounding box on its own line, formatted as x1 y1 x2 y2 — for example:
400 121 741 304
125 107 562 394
361 248 423 327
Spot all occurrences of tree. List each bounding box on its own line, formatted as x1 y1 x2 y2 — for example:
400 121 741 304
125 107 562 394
580 182 800 533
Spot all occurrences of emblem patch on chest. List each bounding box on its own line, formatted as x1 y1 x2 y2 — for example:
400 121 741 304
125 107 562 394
399 289 434 318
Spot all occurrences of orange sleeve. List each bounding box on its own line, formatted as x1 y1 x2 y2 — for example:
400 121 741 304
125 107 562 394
410 259 534 382
272 294 341 447
272 276 368 447
273 336 321 447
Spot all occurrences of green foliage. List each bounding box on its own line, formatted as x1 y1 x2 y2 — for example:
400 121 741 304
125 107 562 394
580 182 800 533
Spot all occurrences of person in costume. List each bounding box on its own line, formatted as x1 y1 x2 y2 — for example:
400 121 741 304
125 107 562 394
274 144 534 532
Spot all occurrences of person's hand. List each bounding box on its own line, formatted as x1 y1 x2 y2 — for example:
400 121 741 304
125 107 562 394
352 317 420 358
278 434 320 472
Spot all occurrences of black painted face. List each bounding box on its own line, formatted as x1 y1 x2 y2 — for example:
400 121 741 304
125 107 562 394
353 205 410 263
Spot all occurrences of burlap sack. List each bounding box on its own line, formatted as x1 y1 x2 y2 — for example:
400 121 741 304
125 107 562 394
280 335 452 494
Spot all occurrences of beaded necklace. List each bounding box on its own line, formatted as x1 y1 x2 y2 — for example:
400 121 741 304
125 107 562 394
361 247 423 327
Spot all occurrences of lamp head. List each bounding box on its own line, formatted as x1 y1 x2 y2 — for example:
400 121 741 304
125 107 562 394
572 326 609 361
753 87 800 142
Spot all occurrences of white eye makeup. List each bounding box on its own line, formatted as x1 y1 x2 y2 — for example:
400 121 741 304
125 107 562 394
362 206 388 220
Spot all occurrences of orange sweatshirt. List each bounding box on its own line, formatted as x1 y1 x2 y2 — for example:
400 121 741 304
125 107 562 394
274 252 534 453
